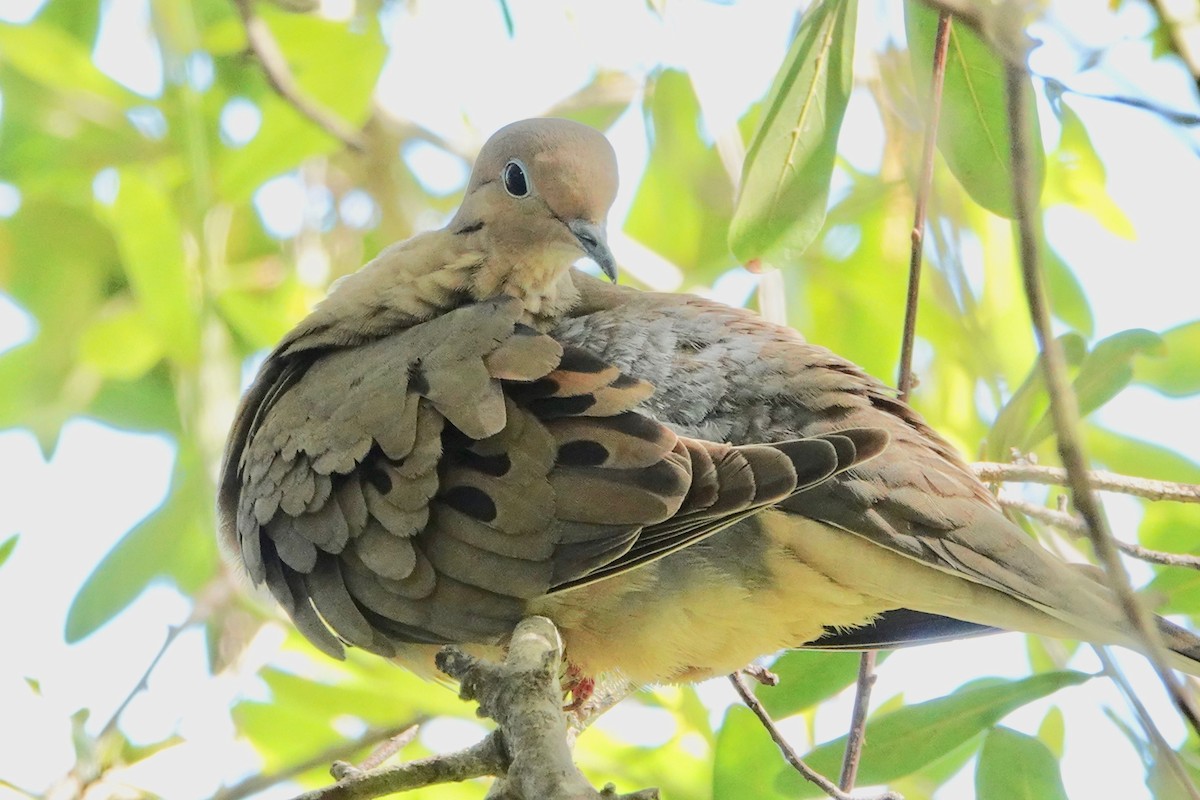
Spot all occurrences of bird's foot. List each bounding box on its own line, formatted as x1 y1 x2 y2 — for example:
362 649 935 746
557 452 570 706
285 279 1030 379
562 663 596 712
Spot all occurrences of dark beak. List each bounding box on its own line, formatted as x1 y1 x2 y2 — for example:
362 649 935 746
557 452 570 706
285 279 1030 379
568 219 618 283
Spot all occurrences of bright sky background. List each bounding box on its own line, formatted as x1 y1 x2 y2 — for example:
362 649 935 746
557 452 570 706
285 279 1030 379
1 1 1199 798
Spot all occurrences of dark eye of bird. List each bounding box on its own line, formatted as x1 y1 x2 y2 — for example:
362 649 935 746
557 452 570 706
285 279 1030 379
502 161 530 198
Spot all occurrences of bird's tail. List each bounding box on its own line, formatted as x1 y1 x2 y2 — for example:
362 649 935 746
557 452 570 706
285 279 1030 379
1158 617 1200 676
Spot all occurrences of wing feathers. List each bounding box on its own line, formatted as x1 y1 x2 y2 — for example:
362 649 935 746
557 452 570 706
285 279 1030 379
222 296 884 656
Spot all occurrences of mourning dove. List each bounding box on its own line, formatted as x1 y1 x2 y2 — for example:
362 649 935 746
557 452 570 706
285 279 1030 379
219 118 1200 689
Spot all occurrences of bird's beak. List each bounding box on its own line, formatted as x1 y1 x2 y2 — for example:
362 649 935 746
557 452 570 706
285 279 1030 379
568 219 618 283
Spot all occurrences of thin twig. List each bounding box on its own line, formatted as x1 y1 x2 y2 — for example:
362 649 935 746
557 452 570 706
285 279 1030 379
231 0 367 152
898 10 952 401
839 650 877 792
998 496 1200 570
214 722 423 800
1145 0 1200 96
728 672 902 800
1005 59 1200 736
98 622 190 740
350 724 421 773
974 462 1200 504
288 733 505 800
1094 646 1200 800
839 11 956 793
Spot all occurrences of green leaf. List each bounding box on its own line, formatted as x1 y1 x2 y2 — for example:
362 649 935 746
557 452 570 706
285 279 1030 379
756 650 889 719
1043 245 1094 337
976 726 1068 800
729 0 857 261
1086 426 1200 484
235 654 470 770
546 70 639 132
906 2 1044 218
1143 505 1200 615
986 333 1086 460
625 69 735 281
216 278 310 351
1044 101 1134 238
773 672 1090 796
106 169 201 365
212 10 386 200
712 705 794 800
0 201 120 452
1134 320 1200 397
86 365 183 435
1038 707 1066 759
0 534 17 569
0 20 134 107
1025 329 1163 446
78 306 166 379
65 445 217 642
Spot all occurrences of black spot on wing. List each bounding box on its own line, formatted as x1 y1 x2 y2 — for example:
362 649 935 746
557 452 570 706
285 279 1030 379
440 485 497 522
557 347 609 374
557 439 609 466
365 463 393 494
458 450 512 477
507 376 560 400
527 394 596 419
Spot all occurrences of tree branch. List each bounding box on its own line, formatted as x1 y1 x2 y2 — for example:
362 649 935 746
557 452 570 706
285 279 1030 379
1094 646 1200 800
996 496 1200 570
289 733 506 800
288 617 655 800
1145 0 1200 96
231 0 367 152
216 723 422 800
840 10 955 794
1005 57 1200 736
974 462 1200 504
729 672 902 800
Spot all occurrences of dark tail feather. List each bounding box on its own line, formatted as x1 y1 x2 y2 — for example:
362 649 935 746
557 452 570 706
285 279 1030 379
1160 617 1200 676
803 608 998 651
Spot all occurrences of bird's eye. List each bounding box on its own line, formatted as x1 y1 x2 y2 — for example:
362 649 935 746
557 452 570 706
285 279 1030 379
502 160 530 198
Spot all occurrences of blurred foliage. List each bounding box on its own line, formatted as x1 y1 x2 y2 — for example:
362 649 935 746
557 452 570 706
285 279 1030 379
3 0 1200 798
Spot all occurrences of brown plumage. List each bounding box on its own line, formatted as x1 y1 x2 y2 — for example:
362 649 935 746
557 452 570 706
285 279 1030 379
219 118 1200 687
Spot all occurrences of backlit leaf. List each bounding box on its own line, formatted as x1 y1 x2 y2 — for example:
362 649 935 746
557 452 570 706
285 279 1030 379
906 2 1044 217
1134 320 1200 397
976 727 1068 800
729 0 857 261
774 672 1090 796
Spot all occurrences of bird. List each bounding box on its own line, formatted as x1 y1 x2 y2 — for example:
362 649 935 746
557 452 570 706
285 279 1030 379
218 117 1200 692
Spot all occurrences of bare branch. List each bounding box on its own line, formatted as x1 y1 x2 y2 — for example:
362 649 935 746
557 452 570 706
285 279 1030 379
215 723 423 800
841 11 955 794
1005 58 1200 736
839 651 878 792
898 10 952 401
285 617 654 800
974 462 1200 504
1145 0 1200 95
729 672 902 800
231 0 367 152
288 733 505 800
1094 647 1200 800
913 0 1036 67
998 496 1200 570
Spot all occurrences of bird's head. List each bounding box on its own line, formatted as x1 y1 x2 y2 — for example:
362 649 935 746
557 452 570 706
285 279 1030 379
451 118 619 316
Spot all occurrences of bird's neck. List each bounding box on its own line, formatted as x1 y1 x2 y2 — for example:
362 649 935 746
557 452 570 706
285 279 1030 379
278 229 583 356
470 250 581 328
